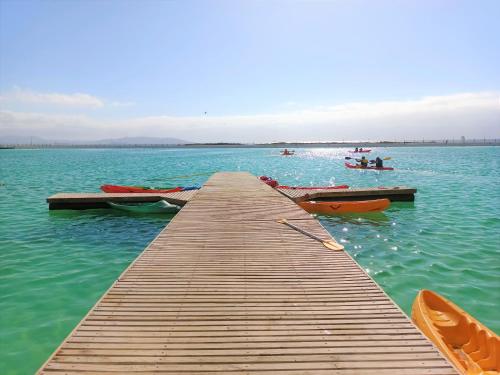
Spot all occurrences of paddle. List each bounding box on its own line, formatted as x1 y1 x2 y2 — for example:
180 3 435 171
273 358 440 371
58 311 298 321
277 219 344 251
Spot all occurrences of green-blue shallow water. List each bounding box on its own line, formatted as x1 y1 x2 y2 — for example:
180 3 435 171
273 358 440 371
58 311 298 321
1 146 499 374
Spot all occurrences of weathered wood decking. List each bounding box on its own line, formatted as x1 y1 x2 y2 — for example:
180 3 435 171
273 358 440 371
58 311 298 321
39 172 455 374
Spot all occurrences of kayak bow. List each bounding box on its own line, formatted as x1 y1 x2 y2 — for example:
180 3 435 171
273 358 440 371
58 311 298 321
412 290 499 374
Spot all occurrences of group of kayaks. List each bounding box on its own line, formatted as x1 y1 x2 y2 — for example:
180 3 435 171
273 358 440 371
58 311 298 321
99 177 500 373
259 176 390 215
345 147 394 170
100 184 200 213
279 148 394 170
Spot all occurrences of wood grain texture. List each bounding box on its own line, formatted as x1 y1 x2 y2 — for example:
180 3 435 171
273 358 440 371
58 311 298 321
38 172 455 374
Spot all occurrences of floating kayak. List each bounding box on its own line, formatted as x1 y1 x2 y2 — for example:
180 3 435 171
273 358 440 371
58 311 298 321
108 200 180 214
299 198 390 214
259 176 279 187
281 152 295 156
412 290 499 374
278 185 349 190
181 186 200 191
101 185 184 193
348 149 371 153
344 162 394 171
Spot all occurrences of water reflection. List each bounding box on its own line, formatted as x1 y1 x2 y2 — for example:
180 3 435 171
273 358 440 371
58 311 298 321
318 211 391 226
48 208 177 220
389 201 416 210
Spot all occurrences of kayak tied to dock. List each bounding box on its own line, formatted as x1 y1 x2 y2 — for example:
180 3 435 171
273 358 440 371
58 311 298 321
101 184 199 193
299 198 390 214
108 199 180 214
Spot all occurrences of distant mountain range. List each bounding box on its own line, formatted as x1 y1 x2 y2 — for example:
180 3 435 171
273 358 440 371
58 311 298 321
0 136 191 145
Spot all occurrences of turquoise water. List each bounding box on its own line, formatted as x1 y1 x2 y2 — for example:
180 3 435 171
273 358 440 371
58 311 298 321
1 146 499 374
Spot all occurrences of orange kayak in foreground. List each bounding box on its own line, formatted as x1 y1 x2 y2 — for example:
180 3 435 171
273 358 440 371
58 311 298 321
412 290 499 374
299 198 390 214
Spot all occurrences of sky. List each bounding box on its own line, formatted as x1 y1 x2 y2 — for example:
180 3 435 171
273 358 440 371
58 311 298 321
0 0 499 143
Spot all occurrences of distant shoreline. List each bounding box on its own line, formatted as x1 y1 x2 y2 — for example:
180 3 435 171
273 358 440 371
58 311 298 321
1 140 499 149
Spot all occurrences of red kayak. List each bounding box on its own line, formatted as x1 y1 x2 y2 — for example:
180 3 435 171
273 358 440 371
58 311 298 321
348 149 371 153
277 185 349 190
344 162 394 171
101 185 183 193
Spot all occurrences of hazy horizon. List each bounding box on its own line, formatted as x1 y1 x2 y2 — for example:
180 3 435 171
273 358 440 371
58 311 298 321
1 1 499 142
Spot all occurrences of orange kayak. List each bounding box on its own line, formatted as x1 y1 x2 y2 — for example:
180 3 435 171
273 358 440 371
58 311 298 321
299 198 390 214
412 290 499 374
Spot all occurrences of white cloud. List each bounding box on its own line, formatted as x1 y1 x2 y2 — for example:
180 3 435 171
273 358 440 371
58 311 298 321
0 87 104 108
0 87 105 108
1 91 499 142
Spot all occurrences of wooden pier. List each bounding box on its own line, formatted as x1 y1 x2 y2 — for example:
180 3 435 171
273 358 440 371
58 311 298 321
39 172 455 374
47 186 415 210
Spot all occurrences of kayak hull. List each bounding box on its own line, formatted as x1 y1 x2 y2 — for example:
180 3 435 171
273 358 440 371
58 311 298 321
101 184 183 193
348 149 371 153
344 162 394 171
108 200 180 213
412 290 499 374
299 198 390 214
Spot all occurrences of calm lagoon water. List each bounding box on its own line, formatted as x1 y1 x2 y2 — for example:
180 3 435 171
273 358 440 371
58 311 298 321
1 146 499 374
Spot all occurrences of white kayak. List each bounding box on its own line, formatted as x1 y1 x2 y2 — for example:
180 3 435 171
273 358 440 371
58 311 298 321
108 200 180 214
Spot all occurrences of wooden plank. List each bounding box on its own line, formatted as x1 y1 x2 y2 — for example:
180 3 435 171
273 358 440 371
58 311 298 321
38 172 455 374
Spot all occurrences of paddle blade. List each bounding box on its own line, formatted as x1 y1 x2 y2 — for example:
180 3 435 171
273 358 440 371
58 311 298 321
384 157 392 160
344 156 352 160
323 240 344 251
277 219 287 224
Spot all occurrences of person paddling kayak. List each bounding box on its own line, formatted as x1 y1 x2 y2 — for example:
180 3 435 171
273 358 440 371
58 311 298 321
356 156 369 168
374 156 384 168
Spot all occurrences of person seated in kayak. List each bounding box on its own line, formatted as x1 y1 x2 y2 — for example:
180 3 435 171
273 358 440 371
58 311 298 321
375 156 383 168
354 147 359 152
356 156 369 167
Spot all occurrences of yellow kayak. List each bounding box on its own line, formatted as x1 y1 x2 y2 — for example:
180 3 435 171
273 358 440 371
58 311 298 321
412 290 499 374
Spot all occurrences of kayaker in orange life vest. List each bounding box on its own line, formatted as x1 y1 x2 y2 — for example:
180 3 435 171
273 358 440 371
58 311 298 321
356 156 369 167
